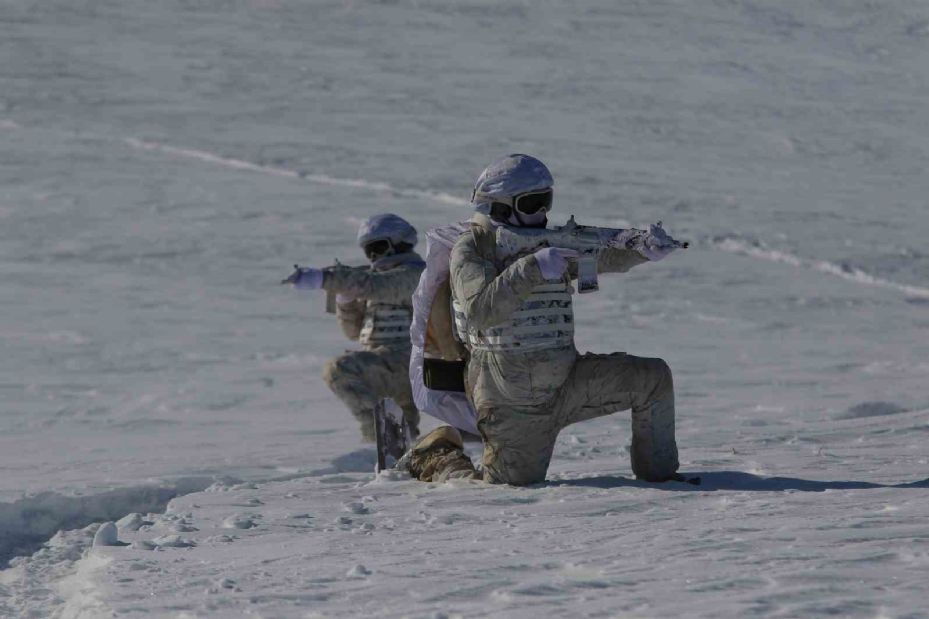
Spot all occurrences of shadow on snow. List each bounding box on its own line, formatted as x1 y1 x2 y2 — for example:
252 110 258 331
546 471 929 492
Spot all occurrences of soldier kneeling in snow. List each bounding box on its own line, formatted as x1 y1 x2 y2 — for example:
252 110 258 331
285 214 424 442
405 155 683 485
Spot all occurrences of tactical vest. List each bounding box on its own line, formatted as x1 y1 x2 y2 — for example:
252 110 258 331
359 302 413 346
452 216 574 353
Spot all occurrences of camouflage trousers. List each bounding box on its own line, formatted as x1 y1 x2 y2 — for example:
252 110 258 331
322 346 420 442
410 352 678 485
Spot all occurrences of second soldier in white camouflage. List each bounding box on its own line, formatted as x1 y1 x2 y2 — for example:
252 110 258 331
288 214 425 442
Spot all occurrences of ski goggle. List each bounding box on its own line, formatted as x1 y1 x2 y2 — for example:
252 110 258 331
363 238 393 260
491 188 553 216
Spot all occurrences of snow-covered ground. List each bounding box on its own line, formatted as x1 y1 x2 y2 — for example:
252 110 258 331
2 0 928 616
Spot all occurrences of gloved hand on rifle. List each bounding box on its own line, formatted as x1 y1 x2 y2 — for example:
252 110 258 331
281 264 325 290
533 247 579 279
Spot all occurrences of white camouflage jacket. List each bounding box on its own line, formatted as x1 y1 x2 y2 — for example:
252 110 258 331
325 251 425 351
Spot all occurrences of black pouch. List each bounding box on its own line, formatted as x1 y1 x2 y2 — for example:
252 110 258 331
423 358 466 392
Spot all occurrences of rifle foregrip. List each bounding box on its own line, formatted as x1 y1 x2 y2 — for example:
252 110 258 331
576 255 599 294
325 289 336 314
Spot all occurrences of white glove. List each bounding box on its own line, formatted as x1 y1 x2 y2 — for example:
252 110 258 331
639 223 678 262
292 267 325 290
533 247 579 280
335 293 358 304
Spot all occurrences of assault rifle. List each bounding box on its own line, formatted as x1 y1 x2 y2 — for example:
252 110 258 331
495 216 688 293
281 261 367 313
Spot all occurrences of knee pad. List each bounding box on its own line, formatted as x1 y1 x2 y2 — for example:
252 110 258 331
630 396 679 482
647 358 674 402
322 354 360 387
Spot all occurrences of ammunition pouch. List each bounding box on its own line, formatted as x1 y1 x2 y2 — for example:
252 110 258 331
423 358 466 392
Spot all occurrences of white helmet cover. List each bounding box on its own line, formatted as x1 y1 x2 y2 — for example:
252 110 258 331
356 213 418 248
471 154 554 214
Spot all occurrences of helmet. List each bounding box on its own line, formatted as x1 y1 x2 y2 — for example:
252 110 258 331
471 154 554 226
357 213 418 260
472 154 554 203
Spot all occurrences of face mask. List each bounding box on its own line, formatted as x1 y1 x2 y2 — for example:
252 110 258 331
507 209 548 228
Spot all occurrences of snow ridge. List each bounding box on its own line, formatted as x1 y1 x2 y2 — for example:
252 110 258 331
0 477 213 568
125 138 469 207
712 236 929 299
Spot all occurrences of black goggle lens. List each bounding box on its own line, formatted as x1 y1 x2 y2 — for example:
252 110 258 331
364 239 392 260
514 190 553 215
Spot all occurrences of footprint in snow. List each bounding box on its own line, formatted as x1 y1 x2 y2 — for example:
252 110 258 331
151 534 196 548
342 501 370 514
204 534 236 543
223 514 259 530
835 401 907 420
346 564 372 578
206 577 240 594
336 516 353 528
354 522 375 534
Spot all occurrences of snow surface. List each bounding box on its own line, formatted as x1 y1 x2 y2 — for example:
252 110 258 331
2 0 929 616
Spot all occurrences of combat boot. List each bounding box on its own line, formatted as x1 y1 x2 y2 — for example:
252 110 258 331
402 426 478 482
